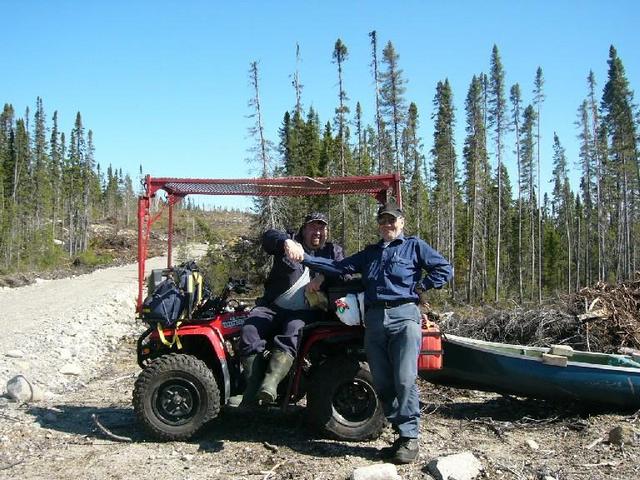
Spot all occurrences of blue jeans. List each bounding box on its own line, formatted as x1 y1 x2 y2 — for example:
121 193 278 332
364 302 422 439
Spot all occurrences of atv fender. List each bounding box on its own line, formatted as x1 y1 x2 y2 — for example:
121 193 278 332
285 323 365 403
140 323 232 404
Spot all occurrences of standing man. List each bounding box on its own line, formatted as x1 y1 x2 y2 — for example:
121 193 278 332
288 201 452 464
236 212 344 406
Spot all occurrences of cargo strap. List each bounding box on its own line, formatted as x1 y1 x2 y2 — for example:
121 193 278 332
157 321 183 349
181 271 204 319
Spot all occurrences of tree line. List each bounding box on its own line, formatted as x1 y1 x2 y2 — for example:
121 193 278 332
0 101 137 272
247 38 639 304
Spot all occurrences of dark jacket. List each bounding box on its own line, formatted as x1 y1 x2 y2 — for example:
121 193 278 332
258 229 345 306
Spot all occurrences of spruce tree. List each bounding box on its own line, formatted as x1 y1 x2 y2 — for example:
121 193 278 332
510 83 524 302
488 45 507 300
520 105 537 299
431 80 457 294
601 46 638 280
247 61 278 231
369 30 383 174
587 71 605 281
33 97 51 235
380 41 406 174
576 99 594 288
292 43 303 116
551 133 573 292
332 38 350 247
49 111 62 241
403 102 428 239
463 75 490 302
533 67 545 302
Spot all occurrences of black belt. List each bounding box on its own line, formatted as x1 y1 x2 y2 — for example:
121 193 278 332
368 299 416 309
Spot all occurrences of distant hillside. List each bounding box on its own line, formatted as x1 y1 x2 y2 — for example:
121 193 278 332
0 208 255 288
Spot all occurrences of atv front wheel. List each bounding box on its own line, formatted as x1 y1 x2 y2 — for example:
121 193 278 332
133 353 220 441
306 356 384 441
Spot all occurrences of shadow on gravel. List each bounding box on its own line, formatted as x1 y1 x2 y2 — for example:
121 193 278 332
27 405 144 441
26 403 380 460
420 392 623 427
197 405 380 460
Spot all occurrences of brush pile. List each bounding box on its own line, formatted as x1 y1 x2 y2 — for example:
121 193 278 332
435 279 640 353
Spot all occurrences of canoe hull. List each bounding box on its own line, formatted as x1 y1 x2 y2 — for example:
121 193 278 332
419 335 640 408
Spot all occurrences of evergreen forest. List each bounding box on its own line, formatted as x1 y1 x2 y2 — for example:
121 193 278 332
0 103 138 271
247 38 639 305
2 37 639 306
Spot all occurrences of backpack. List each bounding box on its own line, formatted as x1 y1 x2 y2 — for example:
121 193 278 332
141 277 185 327
141 260 206 327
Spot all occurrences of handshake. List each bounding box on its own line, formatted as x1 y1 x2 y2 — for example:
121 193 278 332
284 239 305 263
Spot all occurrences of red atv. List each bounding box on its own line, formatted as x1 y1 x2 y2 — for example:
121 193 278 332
131 174 441 442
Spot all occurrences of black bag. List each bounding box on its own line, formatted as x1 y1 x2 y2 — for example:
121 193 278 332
141 277 186 327
141 260 208 326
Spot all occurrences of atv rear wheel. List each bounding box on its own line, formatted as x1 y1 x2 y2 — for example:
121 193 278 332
306 356 384 441
133 353 220 441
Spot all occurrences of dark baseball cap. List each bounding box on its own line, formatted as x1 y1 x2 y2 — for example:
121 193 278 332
377 201 403 218
303 212 328 225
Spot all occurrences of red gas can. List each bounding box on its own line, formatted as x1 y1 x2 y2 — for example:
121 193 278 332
418 325 443 370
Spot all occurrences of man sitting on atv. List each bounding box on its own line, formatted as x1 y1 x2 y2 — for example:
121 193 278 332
235 212 345 406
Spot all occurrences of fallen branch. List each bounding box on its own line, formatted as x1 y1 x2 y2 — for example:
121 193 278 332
495 461 525 480
0 413 21 422
516 416 560 426
103 374 136 384
583 460 619 468
262 441 278 453
0 459 25 471
585 437 604 450
577 309 609 321
91 413 132 442
260 459 290 480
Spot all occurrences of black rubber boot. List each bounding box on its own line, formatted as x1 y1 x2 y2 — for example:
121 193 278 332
257 350 294 404
230 354 266 407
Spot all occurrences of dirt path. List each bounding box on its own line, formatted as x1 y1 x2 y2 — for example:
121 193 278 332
0 249 639 479
0 257 161 342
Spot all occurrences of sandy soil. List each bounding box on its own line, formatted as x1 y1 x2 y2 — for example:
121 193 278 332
0 249 638 480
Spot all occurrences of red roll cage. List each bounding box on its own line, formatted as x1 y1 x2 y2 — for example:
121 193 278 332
137 173 403 311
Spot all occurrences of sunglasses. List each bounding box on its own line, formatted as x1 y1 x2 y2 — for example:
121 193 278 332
377 216 397 225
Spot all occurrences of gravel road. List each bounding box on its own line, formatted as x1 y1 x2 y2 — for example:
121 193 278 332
0 255 167 395
0 247 638 479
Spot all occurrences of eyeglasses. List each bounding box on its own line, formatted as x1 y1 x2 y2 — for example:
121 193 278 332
305 222 327 231
377 216 397 226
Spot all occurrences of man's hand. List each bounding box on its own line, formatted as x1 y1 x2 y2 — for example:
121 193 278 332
306 273 325 293
416 286 430 306
284 239 305 262
418 290 430 306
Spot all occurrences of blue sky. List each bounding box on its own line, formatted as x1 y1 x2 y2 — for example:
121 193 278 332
4 1 639 209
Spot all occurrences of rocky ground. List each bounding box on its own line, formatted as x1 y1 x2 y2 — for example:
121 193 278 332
1 251 639 479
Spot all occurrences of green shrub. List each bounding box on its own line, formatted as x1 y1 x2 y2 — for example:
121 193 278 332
73 249 114 268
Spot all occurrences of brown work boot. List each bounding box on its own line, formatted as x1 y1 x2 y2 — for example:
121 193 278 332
392 437 420 464
378 436 404 459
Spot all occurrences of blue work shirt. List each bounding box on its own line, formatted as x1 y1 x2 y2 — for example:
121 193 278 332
302 234 452 306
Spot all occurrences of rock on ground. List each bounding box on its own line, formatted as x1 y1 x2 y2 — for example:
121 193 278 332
427 451 483 480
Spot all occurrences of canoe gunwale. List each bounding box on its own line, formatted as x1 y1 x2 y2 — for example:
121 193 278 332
442 333 640 374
